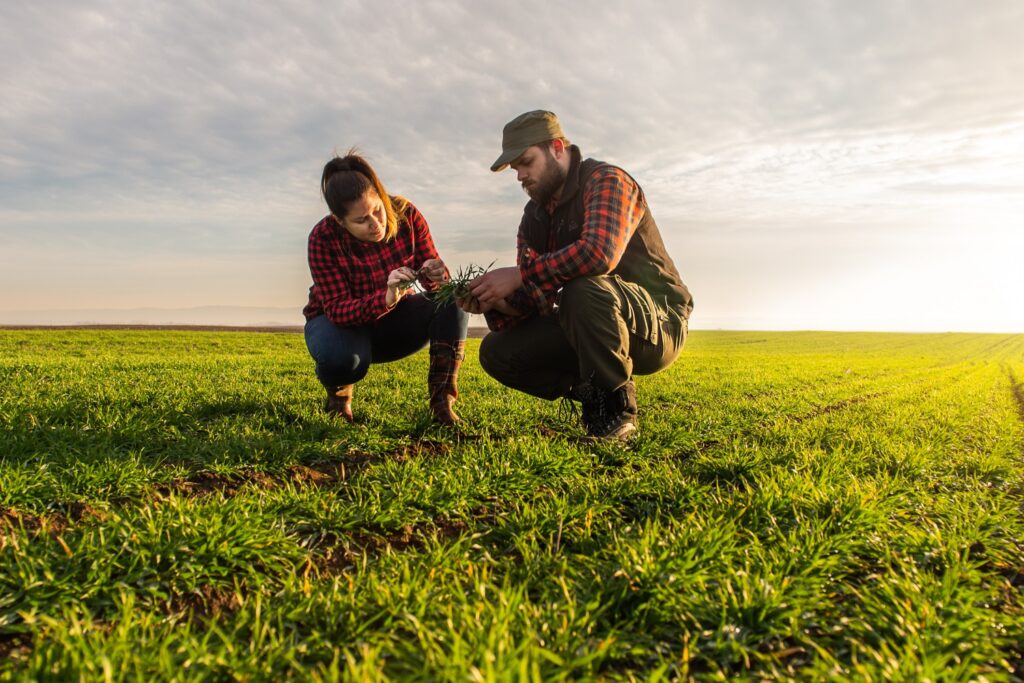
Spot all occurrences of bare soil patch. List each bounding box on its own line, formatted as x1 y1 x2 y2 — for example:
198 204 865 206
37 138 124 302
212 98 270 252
167 585 243 621
0 633 32 662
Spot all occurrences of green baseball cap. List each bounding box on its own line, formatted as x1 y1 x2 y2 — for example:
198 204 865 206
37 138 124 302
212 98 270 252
490 110 565 172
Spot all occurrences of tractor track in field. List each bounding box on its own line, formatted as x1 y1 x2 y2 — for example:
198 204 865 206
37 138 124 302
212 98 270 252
1008 369 1024 425
674 362 985 460
675 390 892 459
783 362 984 428
1008 368 1024 459
785 391 886 425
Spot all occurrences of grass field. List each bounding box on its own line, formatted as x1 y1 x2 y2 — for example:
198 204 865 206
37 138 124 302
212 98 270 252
2 329 1023 681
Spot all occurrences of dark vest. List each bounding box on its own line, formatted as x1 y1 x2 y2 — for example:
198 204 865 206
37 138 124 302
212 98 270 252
520 150 694 319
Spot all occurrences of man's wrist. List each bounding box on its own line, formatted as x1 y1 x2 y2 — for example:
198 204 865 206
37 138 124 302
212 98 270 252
492 298 521 317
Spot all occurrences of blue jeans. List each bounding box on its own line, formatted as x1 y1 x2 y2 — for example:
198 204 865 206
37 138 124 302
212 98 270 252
304 294 468 388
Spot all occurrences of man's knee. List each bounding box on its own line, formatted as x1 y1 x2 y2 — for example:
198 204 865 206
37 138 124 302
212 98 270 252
557 276 619 331
558 276 612 309
478 331 510 381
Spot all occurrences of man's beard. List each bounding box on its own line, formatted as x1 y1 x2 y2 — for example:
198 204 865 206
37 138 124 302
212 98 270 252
522 151 567 204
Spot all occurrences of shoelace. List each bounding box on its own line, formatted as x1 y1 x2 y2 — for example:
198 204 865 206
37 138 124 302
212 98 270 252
557 396 582 426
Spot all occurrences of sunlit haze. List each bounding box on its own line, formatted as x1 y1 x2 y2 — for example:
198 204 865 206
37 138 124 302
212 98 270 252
2 1 1022 331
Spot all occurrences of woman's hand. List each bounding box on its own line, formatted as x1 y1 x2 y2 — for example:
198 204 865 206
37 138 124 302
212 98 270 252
386 266 417 308
419 258 447 283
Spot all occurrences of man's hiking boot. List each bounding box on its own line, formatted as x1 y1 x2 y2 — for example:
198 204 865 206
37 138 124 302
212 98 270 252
324 384 354 423
567 379 638 441
588 380 638 441
428 340 465 425
567 381 604 434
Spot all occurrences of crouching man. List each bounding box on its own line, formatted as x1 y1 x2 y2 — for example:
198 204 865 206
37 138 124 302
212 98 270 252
459 110 694 440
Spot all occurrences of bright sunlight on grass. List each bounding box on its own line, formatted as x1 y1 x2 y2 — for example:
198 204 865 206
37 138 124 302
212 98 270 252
2 330 1023 680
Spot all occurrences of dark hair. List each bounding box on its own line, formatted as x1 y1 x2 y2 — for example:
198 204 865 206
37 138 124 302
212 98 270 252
321 149 406 241
525 137 572 165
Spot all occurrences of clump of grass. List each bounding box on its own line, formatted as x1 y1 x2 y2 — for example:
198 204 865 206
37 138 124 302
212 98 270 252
430 261 494 307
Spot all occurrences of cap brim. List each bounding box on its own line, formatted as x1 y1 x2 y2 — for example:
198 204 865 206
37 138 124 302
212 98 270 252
489 146 528 172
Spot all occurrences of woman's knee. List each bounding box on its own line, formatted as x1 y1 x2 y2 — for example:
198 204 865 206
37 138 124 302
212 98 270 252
315 347 370 385
437 298 469 337
305 316 372 386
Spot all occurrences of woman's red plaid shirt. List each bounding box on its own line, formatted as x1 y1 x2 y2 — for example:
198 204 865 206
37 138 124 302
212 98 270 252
303 199 443 326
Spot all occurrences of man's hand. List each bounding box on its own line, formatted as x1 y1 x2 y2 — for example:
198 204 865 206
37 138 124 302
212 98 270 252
456 292 524 318
419 258 447 283
455 292 492 315
468 267 522 306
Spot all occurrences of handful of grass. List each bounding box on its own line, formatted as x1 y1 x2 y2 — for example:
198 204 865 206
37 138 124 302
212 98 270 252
430 262 494 307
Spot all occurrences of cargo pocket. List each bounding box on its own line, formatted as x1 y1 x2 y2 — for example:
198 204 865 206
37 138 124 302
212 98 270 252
613 278 661 347
667 307 687 351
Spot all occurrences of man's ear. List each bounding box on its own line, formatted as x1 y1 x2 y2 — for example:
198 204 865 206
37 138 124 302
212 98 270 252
552 139 566 156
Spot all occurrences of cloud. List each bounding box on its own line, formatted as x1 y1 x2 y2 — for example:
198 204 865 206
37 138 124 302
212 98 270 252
1 0 1022 329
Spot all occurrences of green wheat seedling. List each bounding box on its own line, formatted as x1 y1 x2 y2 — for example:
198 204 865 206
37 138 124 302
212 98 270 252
429 261 495 308
397 267 426 293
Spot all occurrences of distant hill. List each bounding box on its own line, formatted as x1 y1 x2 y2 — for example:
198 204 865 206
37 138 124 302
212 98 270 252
0 306 304 328
0 305 489 331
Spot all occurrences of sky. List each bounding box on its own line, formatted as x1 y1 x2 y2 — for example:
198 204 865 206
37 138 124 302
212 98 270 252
2 0 1023 331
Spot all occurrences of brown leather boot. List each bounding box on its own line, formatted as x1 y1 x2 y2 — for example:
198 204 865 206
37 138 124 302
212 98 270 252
428 341 464 425
324 384 354 422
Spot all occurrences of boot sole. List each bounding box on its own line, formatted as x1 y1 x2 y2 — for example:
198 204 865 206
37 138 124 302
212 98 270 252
588 420 638 442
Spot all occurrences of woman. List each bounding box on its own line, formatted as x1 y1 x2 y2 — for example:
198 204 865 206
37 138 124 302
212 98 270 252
303 151 468 424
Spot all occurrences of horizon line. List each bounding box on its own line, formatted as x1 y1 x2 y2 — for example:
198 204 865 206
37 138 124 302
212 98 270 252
2 324 1022 336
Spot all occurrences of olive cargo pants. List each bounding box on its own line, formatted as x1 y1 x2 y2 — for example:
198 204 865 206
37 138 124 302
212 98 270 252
479 275 688 400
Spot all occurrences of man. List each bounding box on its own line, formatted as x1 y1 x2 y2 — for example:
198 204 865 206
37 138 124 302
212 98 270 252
459 110 693 440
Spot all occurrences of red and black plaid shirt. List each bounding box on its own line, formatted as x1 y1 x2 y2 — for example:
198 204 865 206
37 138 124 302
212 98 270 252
303 199 442 325
486 164 645 331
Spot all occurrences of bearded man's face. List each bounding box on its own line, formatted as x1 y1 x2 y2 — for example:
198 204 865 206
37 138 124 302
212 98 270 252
513 144 567 204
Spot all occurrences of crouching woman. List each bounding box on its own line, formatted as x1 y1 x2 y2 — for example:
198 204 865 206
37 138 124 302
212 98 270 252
302 152 468 424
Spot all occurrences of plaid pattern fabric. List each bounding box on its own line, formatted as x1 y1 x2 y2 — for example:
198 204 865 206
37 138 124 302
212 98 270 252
303 200 443 326
428 339 465 420
486 165 644 331
428 340 465 392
